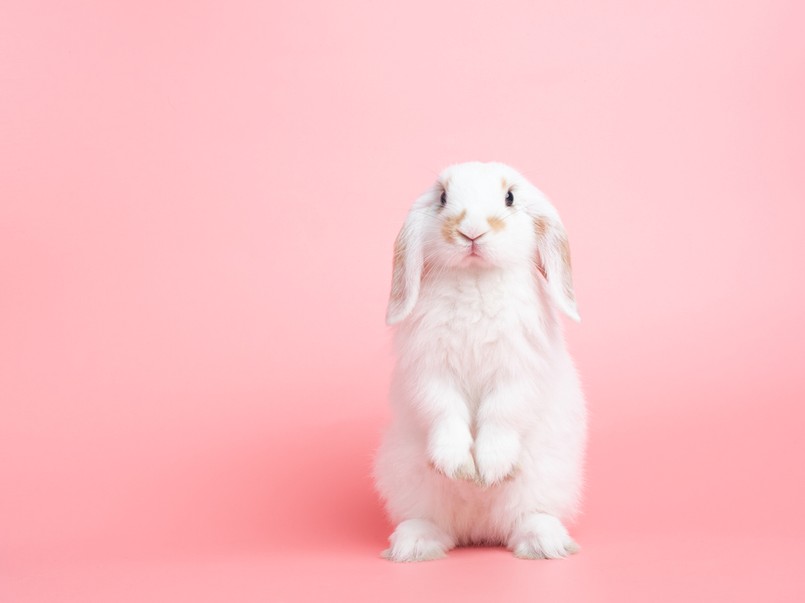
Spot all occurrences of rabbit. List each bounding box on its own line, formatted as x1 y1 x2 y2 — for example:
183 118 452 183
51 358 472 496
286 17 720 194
373 161 587 562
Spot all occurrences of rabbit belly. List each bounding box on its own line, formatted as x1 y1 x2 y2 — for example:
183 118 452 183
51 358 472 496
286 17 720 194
374 380 585 545
376 272 586 544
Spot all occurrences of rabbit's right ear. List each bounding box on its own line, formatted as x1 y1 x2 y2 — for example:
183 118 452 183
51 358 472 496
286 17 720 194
386 198 428 325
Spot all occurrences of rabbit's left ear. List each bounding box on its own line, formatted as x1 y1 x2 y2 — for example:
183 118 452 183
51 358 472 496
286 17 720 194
386 200 427 325
534 216 580 322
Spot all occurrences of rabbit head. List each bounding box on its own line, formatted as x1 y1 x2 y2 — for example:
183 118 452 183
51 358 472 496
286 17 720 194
386 161 579 324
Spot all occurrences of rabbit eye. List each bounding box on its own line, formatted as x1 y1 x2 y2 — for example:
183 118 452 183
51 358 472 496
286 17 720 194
505 191 514 207
440 191 447 206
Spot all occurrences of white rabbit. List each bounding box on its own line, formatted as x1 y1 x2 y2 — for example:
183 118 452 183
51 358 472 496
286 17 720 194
374 161 586 561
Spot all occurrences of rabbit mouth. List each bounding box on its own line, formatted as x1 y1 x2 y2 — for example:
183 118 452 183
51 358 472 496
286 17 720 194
464 242 486 261
469 240 485 256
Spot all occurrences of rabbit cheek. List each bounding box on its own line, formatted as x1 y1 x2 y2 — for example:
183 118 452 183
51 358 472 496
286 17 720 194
441 210 467 243
487 216 505 232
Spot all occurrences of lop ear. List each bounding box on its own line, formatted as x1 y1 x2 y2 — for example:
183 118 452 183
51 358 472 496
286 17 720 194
386 203 427 325
534 216 580 322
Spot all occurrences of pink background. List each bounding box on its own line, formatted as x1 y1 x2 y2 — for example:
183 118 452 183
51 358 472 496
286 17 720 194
2 1 805 600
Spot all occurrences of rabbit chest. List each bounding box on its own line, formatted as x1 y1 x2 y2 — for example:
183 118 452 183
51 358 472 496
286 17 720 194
412 270 543 408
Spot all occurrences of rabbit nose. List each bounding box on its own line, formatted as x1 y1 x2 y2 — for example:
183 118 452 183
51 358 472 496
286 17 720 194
457 227 488 242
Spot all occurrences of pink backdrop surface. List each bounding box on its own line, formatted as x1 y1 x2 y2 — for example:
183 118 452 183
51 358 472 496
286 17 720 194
2 1 805 601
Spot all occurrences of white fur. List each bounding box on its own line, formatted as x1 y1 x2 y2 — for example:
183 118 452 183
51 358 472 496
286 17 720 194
374 162 587 561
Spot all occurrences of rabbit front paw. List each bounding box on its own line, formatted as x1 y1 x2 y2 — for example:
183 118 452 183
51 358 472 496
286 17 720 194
427 421 479 482
428 445 479 482
473 425 521 487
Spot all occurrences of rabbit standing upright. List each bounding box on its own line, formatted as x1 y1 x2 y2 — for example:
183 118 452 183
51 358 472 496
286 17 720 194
374 162 587 561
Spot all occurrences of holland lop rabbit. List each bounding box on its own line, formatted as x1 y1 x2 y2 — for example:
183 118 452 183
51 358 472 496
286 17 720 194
374 162 586 561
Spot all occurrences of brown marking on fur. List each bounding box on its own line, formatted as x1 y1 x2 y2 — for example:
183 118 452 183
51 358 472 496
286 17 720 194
533 218 548 278
533 216 575 302
441 209 467 243
390 232 407 304
533 217 548 237
501 177 508 191
487 215 505 232
557 231 575 302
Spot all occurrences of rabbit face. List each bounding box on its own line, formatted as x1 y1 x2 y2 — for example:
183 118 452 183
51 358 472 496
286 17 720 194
422 162 540 271
387 162 579 324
